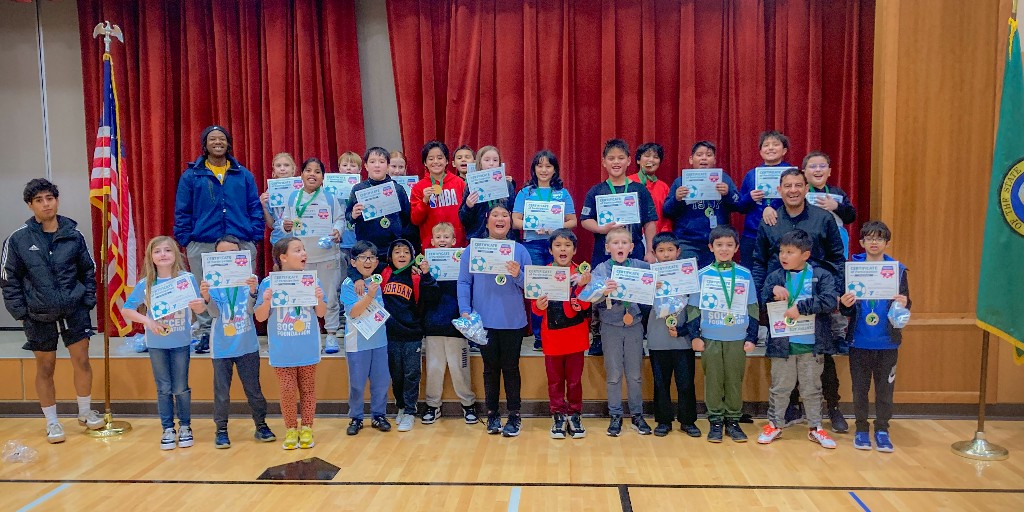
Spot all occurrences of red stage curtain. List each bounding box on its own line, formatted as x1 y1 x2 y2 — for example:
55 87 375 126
387 0 874 259
78 0 366 328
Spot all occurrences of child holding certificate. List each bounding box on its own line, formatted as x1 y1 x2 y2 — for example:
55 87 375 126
347 147 410 258
460 145 518 241
592 227 652 436
121 236 206 450
736 130 795 266
757 230 838 449
685 226 759 443
339 240 394 436
530 229 592 439
647 233 699 438
457 203 532 438
260 152 297 242
839 221 910 452
199 235 275 449
254 237 327 450
512 150 578 350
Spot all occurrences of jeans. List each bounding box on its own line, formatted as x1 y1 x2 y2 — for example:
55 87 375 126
649 349 697 425
388 340 423 415
347 347 391 420
523 239 552 344
480 329 523 413
149 346 191 429
213 351 268 430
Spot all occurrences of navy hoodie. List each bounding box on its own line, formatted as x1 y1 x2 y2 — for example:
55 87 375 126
346 176 411 256
839 253 911 350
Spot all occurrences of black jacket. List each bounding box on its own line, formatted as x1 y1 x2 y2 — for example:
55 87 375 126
1 216 97 322
345 177 411 256
381 265 439 342
423 280 461 337
762 265 837 358
752 203 846 295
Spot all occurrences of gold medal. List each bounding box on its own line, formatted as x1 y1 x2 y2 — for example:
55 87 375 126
432 184 442 195
223 324 237 337
293 319 306 333
724 313 735 326
380 217 391 228
866 312 880 326
578 261 591 273
623 312 634 325
495 275 507 285
370 274 383 285
665 315 678 328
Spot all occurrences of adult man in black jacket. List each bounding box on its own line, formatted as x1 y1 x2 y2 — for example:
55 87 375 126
1 179 104 444
752 168 849 433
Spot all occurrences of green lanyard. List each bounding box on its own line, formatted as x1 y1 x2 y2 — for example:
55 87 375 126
638 171 656 185
785 268 809 308
431 173 445 189
715 262 736 311
294 188 321 219
536 186 552 202
606 178 631 195
226 288 239 319
613 259 632 308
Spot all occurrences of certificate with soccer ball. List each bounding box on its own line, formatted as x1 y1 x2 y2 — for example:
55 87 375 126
323 173 361 202
845 262 901 300
468 239 515 275
201 250 253 289
698 275 749 315
424 248 463 281
523 265 571 302
149 274 199 320
349 300 391 340
595 193 641 226
267 177 302 208
767 300 815 337
609 266 657 306
466 165 510 202
652 258 700 297
355 181 402 221
754 167 786 199
269 271 319 308
680 169 724 202
523 200 565 231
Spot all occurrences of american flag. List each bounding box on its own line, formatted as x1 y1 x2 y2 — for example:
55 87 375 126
88 53 137 336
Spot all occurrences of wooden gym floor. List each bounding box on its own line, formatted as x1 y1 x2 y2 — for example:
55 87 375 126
0 417 1021 511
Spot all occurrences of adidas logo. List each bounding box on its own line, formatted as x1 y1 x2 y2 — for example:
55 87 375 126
28 245 39 251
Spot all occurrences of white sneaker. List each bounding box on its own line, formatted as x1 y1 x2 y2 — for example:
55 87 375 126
178 425 194 448
808 427 837 449
46 422 65 444
397 413 414 432
78 410 105 430
161 428 177 450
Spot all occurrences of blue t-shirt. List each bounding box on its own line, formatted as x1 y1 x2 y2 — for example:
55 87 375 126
783 265 815 345
690 264 758 342
256 277 322 367
512 186 576 241
339 277 389 353
269 207 289 245
208 286 260 359
123 272 197 349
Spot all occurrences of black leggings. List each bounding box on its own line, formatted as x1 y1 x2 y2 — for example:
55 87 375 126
480 328 523 413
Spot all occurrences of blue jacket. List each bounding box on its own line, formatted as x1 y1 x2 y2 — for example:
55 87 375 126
174 155 264 245
839 253 911 349
663 173 741 245
735 162 793 239
761 265 837 358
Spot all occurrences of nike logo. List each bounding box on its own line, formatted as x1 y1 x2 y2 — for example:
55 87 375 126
28 245 39 251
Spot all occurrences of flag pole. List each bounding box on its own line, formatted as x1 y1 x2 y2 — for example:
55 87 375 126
86 21 131 438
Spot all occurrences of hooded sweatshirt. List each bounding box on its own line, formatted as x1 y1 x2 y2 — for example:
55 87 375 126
381 239 439 342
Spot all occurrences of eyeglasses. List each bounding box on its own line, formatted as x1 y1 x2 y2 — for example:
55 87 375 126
355 255 379 263
861 237 887 244
806 164 829 170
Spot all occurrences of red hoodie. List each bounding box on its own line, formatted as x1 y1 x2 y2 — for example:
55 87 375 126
530 263 592 356
410 171 467 248
629 172 672 233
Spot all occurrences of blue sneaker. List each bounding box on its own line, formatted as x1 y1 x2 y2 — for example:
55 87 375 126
324 334 340 354
254 423 276 442
874 431 894 452
132 334 148 353
215 429 230 449
854 431 872 450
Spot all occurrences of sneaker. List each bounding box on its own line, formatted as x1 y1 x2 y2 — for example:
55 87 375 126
193 334 210 354
828 407 849 433
808 427 837 449
298 426 314 448
215 429 231 449
739 413 754 424
46 422 65 444
282 428 299 449
501 413 521 437
757 422 783 444
854 431 872 450
78 410 105 430
606 415 623 437
550 414 567 439
132 334 148 353
568 413 586 439
398 413 415 432
254 423 276 442
178 425 194 448
725 420 748 443
653 423 672 437
422 406 440 425
371 415 391 432
784 403 804 427
486 412 502 434
681 423 702 437
631 414 652 435
707 421 724 443
468 342 481 353
588 338 603 356
533 338 543 351
874 431 894 452
324 334 340 354
346 419 363 436
161 428 176 450
463 405 478 425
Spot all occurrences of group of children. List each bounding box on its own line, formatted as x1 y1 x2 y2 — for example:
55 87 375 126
121 134 909 455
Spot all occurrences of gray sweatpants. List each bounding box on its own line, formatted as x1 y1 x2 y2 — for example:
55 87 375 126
768 352 824 428
601 324 645 416
187 240 257 340
307 256 342 333
423 335 476 407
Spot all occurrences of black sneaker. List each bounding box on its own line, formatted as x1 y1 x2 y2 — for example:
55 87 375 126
486 412 502 435
739 413 754 424
631 414 652 435
214 429 230 449
422 406 440 425
606 415 623 437
463 405 479 424
550 414 567 439
371 415 391 432
653 423 672 437
707 421 724 443
828 407 849 433
501 413 521 437
568 413 586 439
194 334 210 354
346 419 363 436
681 423 702 437
784 403 805 427
254 423 276 442
588 337 603 356
725 420 748 443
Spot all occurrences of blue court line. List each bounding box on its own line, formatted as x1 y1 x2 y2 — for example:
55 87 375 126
849 491 871 512
508 486 521 512
17 483 70 512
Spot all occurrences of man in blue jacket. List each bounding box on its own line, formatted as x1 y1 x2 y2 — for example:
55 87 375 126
174 126 263 352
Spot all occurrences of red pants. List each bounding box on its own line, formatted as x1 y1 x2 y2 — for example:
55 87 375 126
274 364 317 429
545 352 584 414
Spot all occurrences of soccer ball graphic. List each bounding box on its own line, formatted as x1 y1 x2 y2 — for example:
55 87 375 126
757 183 774 193
272 290 290 307
363 204 378 219
471 256 487 272
269 194 284 208
152 301 171 317
656 280 672 296
430 265 441 278
205 271 223 287
611 284 628 300
525 283 543 298
598 211 615 224
700 293 720 309
847 281 868 298
687 187 698 198
523 215 539 230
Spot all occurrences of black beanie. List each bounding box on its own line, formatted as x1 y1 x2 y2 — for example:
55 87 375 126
200 125 233 156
